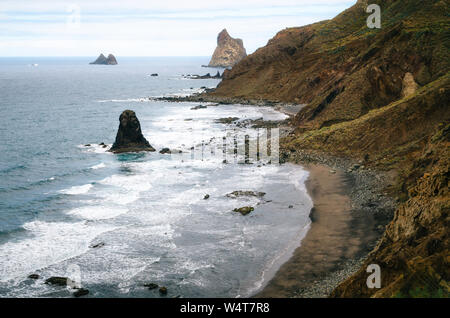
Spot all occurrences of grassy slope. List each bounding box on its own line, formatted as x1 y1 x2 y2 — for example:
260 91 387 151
206 0 450 297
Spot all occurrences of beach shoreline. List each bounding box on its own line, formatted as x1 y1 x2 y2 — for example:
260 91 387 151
159 94 397 298
255 160 395 298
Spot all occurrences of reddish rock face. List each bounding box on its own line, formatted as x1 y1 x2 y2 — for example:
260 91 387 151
109 110 155 154
208 29 247 68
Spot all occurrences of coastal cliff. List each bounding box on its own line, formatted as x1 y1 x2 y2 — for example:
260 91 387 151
206 0 450 297
208 29 247 68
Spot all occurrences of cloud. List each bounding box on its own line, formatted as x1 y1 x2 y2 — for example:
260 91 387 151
0 0 356 56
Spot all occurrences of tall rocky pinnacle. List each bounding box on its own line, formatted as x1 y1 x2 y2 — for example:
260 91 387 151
109 110 156 154
208 29 247 68
90 53 118 65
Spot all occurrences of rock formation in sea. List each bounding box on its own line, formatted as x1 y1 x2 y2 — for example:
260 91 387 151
208 29 247 68
185 71 222 79
90 53 118 65
109 110 156 153
203 0 450 298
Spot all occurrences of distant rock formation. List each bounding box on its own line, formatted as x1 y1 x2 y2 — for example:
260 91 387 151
208 29 247 68
185 71 222 79
109 110 155 153
90 53 118 65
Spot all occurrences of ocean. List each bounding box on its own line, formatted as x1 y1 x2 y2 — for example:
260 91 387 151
0 57 312 297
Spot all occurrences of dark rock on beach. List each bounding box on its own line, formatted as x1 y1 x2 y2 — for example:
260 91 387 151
45 277 68 286
159 286 168 295
159 148 171 154
90 53 118 65
215 117 239 124
233 206 254 216
144 283 159 290
227 191 266 198
191 105 208 110
109 110 156 154
90 242 105 249
28 274 39 279
73 288 89 297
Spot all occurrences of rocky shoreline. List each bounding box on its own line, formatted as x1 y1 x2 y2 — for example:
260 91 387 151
164 93 398 298
278 151 396 298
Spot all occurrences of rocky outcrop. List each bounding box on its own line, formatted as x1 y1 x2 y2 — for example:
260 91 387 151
45 277 68 286
233 206 254 216
401 72 419 98
90 53 118 65
109 110 156 154
208 29 247 68
186 71 222 79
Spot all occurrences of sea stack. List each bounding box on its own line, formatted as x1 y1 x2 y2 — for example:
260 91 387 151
109 110 156 153
208 29 247 68
90 53 118 65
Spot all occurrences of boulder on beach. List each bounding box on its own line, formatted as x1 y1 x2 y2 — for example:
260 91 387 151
144 283 159 290
90 53 118 65
159 148 171 154
73 288 89 297
226 191 266 198
159 286 168 295
109 110 156 154
45 277 68 286
233 206 254 216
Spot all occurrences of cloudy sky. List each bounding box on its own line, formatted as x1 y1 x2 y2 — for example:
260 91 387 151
0 0 355 56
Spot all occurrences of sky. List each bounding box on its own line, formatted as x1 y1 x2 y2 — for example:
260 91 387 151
0 0 356 57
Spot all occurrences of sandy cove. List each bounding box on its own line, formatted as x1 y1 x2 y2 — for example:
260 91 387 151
256 161 394 298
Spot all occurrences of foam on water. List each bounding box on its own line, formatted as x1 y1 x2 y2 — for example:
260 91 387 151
59 184 93 195
67 205 128 221
0 220 116 283
91 163 106 170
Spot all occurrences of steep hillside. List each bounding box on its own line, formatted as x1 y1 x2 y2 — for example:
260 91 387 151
283 73 449 297
209 0 449 130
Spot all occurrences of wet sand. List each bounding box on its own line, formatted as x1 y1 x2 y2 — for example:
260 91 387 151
256 163 379 298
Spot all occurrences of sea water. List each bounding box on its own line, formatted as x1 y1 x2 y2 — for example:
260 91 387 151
0 57 312 297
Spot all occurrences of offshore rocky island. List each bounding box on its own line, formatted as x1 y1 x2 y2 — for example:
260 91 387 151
184 0 449 298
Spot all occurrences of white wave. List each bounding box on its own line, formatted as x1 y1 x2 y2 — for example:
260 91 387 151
59 184 92 195
67 205 128 220
90 163 106 170
96 98 150 103
0 220 115 283
78 144 111 154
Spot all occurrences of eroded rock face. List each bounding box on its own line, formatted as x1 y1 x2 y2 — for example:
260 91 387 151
401 72 419 98
208 29 247 68
109 110 156 153
90 53 118 65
